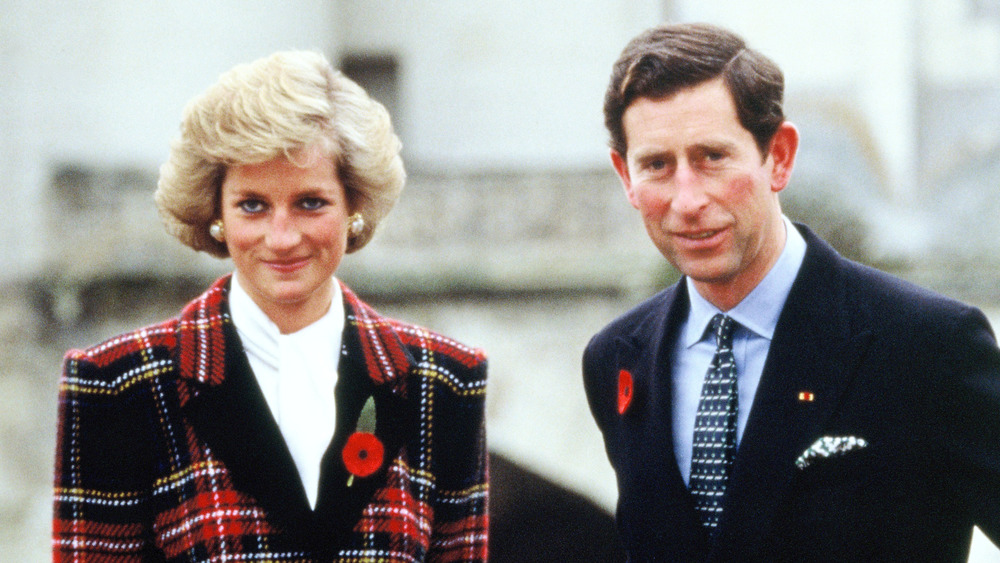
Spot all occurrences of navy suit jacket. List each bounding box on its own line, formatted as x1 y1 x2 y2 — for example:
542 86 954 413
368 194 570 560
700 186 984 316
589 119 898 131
583 224 1000 562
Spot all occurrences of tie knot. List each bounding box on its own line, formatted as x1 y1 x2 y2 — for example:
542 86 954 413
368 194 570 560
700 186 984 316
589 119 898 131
710 314 736 346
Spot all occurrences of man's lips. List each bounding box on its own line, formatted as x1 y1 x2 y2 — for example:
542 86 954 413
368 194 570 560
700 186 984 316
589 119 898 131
672 228 724 241
676 229 720 240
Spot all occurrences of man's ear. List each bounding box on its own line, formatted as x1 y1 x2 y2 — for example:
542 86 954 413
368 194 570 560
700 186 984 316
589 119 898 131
611 149 640 209
768 122 799 193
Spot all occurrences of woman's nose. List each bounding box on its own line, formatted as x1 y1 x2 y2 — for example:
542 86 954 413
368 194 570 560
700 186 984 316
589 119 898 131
265 210 301 249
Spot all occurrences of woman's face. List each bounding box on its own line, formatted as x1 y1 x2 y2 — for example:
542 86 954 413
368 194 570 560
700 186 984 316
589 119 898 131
220 145 351 333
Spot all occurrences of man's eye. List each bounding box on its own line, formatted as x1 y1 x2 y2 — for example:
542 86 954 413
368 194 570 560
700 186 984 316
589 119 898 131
300 197 328 211
238 200 266 213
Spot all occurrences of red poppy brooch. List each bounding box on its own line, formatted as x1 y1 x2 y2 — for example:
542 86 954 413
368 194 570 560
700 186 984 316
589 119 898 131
343 396 384 487
617 369 634 415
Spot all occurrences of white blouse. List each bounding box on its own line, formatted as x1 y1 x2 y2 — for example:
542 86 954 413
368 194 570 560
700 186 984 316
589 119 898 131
228 275 345 509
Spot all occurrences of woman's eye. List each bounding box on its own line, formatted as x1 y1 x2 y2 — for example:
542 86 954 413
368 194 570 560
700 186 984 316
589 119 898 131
238 199 266 213
300 197 328 211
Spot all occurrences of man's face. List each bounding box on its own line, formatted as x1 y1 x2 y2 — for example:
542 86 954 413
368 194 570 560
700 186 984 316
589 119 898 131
611 77 797 309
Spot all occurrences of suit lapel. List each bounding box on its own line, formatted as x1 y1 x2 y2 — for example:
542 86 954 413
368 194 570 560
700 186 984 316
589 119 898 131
179 277 314 536
715 226 874 559
312 288 412 552
625 283 692 499
186 327 314 523
614 283 710 554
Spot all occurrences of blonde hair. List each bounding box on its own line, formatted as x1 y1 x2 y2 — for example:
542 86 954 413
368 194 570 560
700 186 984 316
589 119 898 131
155 50 405 256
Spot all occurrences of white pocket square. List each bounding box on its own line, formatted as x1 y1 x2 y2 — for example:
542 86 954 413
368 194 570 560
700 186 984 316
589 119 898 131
795 436 868 470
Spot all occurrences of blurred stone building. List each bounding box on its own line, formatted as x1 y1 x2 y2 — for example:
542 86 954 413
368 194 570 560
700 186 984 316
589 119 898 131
3 0 1000 560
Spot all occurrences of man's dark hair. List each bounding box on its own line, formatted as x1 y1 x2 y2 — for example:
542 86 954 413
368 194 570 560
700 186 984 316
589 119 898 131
604 22 785 157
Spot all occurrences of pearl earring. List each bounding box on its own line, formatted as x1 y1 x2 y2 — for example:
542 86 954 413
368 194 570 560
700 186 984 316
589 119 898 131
348 213 365 237
209 220 225 242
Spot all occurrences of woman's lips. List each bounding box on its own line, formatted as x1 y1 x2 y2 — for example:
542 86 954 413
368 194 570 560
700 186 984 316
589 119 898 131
265 257 310 273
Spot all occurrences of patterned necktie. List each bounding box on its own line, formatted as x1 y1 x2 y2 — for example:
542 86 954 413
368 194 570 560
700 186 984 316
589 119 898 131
690 314 738 537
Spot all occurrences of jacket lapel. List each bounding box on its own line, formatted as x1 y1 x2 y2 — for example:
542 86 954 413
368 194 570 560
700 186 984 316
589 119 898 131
178 276 314 536
619 282 692 500
614 283 710 556
340 283 413 394
312 284 412 551
177 277 414 552
714 226 874 559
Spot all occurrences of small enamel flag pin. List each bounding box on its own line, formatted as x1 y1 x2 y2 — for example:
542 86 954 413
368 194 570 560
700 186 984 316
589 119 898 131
798 391 815 402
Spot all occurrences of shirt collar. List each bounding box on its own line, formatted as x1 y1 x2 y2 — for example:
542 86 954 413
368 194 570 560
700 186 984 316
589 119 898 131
683 217 807 346
229 273 346 366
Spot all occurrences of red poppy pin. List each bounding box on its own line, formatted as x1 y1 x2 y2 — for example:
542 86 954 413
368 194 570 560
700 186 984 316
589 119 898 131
343 396 384 487
617 369 634 415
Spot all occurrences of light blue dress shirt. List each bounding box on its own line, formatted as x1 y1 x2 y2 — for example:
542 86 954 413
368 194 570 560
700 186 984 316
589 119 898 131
672 217 807 485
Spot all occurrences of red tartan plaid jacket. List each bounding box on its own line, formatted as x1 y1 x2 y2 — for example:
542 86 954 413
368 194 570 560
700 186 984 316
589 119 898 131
53 275 489 562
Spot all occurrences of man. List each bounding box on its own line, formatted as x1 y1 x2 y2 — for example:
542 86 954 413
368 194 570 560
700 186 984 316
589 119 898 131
583 22 1000 562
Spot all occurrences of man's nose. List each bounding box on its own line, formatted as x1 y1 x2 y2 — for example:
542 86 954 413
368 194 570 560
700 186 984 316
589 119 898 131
671 163 709 214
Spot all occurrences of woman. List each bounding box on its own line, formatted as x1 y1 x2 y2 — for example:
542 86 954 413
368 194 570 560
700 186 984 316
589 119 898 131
53 51 488 562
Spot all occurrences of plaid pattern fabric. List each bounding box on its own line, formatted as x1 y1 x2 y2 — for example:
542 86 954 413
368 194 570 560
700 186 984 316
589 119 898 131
53 275 489 562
